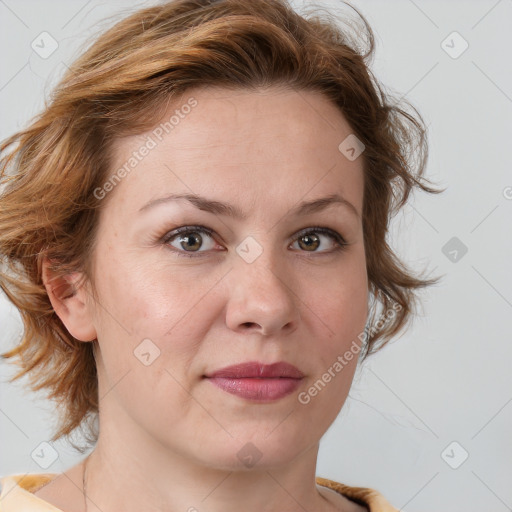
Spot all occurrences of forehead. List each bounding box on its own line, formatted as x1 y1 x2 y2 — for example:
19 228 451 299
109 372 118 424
107 86 364 215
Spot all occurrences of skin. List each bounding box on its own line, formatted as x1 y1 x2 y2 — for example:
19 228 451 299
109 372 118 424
40 86 369 512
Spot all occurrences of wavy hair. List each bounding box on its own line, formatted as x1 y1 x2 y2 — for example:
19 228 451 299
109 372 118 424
0 0 440 449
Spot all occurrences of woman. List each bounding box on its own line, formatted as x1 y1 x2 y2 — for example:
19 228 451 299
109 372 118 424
0 0 439 510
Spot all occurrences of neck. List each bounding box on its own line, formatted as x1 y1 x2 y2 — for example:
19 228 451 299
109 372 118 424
82 426 334 512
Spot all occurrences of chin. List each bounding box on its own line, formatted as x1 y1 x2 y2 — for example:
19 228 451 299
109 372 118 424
193 429 315 472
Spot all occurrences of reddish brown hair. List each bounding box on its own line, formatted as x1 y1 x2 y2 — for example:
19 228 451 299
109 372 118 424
0 0 439 449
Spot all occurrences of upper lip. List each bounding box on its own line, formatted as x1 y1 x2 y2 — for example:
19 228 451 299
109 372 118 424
206 361 304 379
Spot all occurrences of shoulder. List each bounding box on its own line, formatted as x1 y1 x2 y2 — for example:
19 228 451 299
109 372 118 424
0 472 398 512
316 476 400 512
1 473 59 492
0 473 62 511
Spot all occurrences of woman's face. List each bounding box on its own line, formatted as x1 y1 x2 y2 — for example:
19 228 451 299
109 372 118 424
84 86 368 469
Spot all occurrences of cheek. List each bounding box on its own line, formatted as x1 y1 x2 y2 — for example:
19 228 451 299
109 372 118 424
91 251 227 368
300 256 367 397
311 252 368 338
297 260 367 425
93 250 182 333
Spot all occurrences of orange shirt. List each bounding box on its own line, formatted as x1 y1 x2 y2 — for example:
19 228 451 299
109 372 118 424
0 473 399 511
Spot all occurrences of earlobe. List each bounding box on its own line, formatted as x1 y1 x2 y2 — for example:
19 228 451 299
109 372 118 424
42 257 97 342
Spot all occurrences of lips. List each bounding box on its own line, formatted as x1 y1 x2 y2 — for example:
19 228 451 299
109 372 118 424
206 361 304 379
205 361 304 401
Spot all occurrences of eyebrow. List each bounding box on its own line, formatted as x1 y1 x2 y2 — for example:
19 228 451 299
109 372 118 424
138 192 360 219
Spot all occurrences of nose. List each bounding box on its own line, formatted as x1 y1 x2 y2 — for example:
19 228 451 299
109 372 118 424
225 254 301 337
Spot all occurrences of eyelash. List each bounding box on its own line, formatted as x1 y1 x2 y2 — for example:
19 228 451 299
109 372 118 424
160 225 348 259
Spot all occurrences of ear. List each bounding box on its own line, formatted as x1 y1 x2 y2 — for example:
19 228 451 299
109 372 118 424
42 257 97 342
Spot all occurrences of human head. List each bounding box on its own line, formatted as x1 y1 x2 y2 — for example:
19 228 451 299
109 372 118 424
0 0 438 450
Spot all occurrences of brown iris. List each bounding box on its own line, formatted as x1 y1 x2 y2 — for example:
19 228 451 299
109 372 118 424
298 233 320 251
179 233 203 251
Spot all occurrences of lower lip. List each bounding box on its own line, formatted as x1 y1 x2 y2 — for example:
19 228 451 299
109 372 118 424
206 377 302 401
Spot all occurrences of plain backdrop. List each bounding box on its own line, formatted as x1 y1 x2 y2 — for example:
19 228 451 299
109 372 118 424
0 1 511 511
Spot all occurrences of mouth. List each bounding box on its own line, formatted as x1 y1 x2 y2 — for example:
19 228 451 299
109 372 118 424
203 361 304 402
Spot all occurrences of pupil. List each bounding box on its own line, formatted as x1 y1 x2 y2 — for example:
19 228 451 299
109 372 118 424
302 234 319 250
182 234 201 251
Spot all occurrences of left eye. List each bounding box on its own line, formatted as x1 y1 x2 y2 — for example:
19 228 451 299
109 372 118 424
162 226 347 257
290 228 345 252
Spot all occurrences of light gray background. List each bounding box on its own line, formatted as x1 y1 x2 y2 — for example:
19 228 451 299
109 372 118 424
1 1 511 511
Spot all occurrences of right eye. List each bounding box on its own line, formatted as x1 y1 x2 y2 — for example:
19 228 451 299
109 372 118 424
162 225 221 258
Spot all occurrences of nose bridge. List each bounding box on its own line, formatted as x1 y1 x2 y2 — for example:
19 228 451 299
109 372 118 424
225 236 300 336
